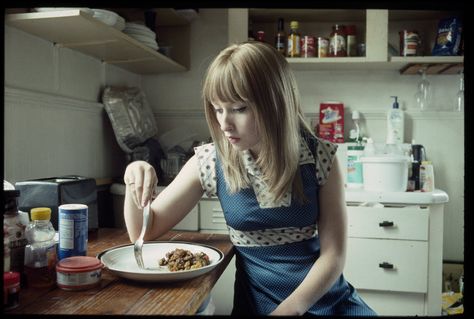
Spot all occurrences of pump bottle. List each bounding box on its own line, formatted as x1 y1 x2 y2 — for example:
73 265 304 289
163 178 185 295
386 96 404 144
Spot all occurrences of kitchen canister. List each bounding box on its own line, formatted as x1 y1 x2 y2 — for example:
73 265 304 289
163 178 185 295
360 155 410 192
56 256 102 291
58 204 88 260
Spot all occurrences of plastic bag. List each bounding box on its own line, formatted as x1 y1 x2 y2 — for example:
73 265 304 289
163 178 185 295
432 17 462 56
102 87 158 153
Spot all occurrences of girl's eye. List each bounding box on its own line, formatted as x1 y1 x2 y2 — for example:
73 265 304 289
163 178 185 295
214 108 223 114
233 106 247 113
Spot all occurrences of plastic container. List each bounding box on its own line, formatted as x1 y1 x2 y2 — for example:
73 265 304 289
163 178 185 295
24 207 57 288
361 155 410 192
386 96 404 144
56 256 102 291
58 204 88 260
347 145 364 188
3 271 20 310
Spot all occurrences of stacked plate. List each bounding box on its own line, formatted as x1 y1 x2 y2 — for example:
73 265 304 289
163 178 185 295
92 9 125 31
123 22 158 50
33 7 94 15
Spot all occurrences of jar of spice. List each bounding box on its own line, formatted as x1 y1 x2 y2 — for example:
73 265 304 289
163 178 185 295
4 271 20 310
301 35 316 57
329 24 347 57
256 30 265 42
317 37 329 57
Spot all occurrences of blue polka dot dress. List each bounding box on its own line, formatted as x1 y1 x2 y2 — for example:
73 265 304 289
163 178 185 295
195 134 376 316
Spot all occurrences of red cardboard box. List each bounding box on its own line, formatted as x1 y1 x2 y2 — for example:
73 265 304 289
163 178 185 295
318 101 344 143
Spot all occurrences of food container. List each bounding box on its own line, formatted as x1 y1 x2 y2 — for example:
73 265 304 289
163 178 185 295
360 155 410 192
56 256 102 291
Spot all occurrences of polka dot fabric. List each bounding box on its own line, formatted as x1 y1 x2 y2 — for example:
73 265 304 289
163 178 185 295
196 134 376 316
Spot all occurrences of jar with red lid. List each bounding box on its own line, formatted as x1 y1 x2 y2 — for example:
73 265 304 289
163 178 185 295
345 25 357 56
256 30 265 42
329 24 347 57
4 271 20 310
301 36 316 57
56 256 103 291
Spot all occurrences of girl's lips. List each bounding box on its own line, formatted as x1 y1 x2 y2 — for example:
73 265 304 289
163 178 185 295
227 136 240 144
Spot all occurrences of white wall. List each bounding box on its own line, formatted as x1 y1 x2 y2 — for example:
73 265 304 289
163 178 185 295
142 9 464 262
4 25 140 182
3 9 464 262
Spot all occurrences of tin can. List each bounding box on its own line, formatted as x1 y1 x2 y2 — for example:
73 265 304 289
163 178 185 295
317 37 329 57
399 30 420 56
301 36 316 57
58 204 88 260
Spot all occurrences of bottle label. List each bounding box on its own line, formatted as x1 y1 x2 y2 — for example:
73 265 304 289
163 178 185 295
330 34 346 56
287 35 301 57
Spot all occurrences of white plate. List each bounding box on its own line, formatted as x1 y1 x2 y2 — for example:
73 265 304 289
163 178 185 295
98 241 224 282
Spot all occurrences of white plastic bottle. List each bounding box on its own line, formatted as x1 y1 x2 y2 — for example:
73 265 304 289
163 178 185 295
24 207 57 288
386 96 404 144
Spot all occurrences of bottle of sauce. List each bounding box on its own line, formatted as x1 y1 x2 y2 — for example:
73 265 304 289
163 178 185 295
275 18 286 56
329 24 347 57
287 21 301 57
24 207 57 288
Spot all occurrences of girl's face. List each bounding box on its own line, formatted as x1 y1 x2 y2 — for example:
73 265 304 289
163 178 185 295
211 100 261 156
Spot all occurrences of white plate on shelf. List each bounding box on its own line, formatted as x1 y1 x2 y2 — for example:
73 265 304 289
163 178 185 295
98 241 224 282
33 7 94 15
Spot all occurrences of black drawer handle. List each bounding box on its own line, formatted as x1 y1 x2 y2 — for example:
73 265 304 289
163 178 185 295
379 221 394 227
379 262 394 269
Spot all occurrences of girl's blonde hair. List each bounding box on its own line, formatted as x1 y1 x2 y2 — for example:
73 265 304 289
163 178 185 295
202 42 314 203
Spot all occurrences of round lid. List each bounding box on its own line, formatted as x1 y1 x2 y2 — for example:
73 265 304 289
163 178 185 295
290 21 299 28
31 207 51 220
4 271 20 285
56 256 102 272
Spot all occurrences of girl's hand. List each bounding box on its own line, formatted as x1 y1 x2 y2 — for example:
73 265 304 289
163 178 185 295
124 160 158 208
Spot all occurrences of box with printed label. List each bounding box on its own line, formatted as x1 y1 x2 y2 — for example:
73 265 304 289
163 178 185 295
318 101 344 143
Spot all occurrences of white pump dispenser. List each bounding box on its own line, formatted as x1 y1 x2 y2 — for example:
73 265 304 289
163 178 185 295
386 96 404 144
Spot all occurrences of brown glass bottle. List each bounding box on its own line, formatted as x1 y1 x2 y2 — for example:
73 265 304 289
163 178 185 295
287 21 301 57
275 18 286 56
329 24 347 57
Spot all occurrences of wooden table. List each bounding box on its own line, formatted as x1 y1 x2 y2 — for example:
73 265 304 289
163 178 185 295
7 228 235 315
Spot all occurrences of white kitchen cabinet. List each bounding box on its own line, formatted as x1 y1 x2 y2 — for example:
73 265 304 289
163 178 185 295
344 189 448 316
5 8 191 74
228 9 463 74
200 189 448 316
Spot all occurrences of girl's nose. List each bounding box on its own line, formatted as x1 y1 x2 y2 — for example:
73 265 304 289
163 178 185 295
220 113 234 132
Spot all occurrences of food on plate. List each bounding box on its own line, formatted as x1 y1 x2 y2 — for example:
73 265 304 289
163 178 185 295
158 248 210 271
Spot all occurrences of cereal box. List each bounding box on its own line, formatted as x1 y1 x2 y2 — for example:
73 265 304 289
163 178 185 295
318 102 344 143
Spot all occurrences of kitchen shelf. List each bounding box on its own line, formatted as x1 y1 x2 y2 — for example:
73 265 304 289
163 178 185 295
230 9 463 74
5 9 188 74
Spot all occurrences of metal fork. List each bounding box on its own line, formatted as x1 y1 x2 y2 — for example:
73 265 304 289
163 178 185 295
133 201 152 269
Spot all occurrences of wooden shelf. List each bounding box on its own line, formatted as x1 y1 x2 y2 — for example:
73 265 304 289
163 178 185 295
5 9 188 74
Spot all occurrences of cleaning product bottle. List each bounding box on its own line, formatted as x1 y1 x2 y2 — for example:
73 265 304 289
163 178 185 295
386 96 404 144
347 143 364 188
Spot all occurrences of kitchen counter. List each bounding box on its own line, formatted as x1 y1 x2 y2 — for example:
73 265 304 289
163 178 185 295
6 228 235 315
345 188 449 204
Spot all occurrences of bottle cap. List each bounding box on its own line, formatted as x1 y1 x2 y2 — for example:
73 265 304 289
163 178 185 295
30 207 51 220
290 21 299 29
391 96 399 109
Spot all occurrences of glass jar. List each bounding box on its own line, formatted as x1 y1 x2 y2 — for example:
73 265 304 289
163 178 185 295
399 30 420 56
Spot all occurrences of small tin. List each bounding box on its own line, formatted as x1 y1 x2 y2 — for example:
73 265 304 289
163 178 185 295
58 204 88 260
399 30 420 56
56 256 102 291
317 37 329 57
301 35 316 57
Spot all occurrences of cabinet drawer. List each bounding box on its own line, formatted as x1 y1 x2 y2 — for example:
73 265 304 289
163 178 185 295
344 238 428 293
358 290 426 316
200 200 227 230
346 205 429 240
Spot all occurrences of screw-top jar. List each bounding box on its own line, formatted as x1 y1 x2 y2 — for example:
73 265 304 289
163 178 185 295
3 190 27 281
24 207 57 288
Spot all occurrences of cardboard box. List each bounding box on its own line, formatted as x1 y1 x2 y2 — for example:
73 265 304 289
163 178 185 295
318 101 344 143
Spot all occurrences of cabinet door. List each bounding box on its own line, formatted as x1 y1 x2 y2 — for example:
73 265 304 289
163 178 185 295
200 200 227 231
173 205 199 231
358 290 426 316
346 205 429 240
344 237 428 293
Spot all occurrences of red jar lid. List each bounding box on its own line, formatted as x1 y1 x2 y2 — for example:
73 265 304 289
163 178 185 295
56 256 102 273
4 271 20 285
